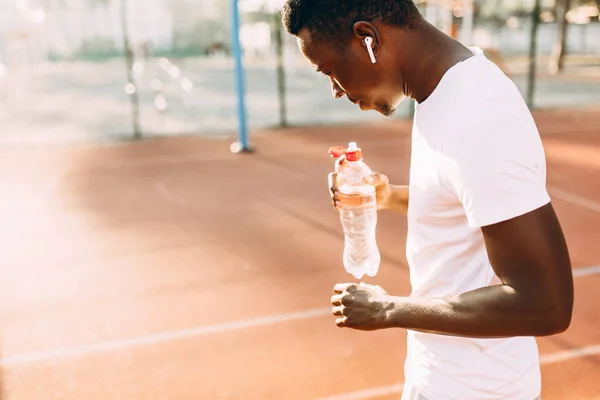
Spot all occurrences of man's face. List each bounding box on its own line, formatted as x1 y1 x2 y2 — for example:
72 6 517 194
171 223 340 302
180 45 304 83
297 29 404 117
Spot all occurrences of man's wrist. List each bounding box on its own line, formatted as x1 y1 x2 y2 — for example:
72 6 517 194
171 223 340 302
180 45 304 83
385 185 409 214
379 295 407 329
380 186 398 211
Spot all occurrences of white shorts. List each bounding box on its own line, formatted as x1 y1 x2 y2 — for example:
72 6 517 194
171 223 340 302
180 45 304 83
401 383 541 400
400 383 428 400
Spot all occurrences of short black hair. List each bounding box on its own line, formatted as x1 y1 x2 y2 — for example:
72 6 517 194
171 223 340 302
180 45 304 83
282 0 422 39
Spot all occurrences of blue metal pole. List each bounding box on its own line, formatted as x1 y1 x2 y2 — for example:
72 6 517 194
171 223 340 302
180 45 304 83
230 0 253 153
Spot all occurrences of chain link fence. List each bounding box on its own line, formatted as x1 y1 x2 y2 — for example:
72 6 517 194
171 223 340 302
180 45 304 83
0 0 598 145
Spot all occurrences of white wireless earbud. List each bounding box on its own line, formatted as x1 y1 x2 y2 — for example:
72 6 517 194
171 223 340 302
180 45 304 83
364 36 376 64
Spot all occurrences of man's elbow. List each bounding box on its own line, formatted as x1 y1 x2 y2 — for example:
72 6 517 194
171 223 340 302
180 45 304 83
537 299 573 336
543 309 572 335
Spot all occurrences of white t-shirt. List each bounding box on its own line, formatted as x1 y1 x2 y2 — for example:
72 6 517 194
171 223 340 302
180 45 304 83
403 47 550 400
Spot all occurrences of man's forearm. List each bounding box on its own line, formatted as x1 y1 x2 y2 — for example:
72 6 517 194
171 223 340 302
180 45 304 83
383 284 570 338
386 185 409 214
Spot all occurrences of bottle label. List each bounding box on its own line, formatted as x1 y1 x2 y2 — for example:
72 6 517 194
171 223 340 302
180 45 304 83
339 185 376 208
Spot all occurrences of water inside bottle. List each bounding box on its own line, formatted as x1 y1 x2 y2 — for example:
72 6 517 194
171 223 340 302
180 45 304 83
338 184 380 279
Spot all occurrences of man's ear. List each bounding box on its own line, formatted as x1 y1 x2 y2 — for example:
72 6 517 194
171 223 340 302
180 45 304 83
352 21 380 57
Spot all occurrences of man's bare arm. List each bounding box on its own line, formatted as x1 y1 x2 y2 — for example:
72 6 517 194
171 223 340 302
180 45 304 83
334 202 574 337
381 202 573 337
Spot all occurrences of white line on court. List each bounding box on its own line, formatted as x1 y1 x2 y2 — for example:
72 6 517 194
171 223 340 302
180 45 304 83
313 344 600 400
0 307 331 367
0 266 598 368
549 186 600 214
573 265 600 278
539 344 600 364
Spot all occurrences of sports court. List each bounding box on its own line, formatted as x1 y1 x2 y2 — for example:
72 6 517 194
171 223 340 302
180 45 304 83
1 107 599 399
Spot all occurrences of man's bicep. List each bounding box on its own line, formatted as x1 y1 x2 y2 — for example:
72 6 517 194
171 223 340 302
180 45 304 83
481 202 573 311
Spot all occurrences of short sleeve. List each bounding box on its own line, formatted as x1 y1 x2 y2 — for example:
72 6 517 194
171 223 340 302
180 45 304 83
441 108 551 228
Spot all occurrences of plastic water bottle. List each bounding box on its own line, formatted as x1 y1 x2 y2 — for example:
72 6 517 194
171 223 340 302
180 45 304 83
329 142 381 279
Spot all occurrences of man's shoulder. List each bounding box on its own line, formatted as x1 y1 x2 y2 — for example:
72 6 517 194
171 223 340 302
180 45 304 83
446 71 536 144
451 53 522 105
421 57 525 124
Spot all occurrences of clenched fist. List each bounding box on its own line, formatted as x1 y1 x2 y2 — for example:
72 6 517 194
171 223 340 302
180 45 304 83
331 282 393 331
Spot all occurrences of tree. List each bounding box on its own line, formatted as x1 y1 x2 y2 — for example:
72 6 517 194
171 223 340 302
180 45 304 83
548 0 572 74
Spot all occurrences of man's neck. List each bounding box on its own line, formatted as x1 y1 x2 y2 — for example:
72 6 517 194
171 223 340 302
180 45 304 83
399 22 474 104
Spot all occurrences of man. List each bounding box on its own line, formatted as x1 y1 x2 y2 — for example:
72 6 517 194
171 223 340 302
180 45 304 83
281 1 574 399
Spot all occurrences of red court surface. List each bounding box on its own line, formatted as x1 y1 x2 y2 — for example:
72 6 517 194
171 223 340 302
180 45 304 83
1 107 600 400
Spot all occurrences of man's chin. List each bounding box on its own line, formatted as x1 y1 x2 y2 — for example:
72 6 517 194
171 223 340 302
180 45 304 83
378 97 407 117
358 102 393 116
357 100 398 118
376 104 397 118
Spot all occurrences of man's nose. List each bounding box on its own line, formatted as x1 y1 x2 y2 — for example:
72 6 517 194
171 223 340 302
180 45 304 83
330 79 345 99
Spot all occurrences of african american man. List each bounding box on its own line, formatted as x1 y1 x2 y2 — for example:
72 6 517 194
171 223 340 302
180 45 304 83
281 1 574 399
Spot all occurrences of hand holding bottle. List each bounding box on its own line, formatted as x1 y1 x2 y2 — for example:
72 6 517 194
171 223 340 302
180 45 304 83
329 171 393 211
